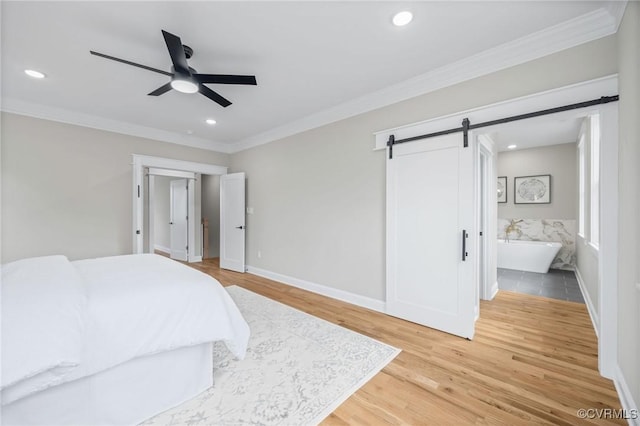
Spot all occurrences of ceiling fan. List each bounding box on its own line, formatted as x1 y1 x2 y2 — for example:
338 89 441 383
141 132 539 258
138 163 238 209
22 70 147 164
90 30 257 107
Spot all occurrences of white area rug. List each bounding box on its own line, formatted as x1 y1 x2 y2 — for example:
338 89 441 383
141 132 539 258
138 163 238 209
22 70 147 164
142 285 400 426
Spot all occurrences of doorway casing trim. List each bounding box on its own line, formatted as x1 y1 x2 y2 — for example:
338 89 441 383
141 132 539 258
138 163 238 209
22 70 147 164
477 135 499 301
132 155 228 262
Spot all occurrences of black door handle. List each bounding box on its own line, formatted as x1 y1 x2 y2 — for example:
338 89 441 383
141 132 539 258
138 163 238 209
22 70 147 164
235 225 244 230
462 229 468 261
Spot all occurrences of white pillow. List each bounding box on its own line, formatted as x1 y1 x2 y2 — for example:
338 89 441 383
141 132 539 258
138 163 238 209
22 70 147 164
1 255 87 405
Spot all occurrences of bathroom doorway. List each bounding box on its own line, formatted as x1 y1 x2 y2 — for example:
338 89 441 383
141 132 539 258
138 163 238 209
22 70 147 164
474 89 619 377
486 115 584 302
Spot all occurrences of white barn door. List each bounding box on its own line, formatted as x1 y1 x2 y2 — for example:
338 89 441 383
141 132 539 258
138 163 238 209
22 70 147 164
220 173 246 272
386 133 476 339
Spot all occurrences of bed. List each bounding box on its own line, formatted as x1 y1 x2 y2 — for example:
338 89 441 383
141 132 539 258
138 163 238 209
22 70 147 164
1 254 250 425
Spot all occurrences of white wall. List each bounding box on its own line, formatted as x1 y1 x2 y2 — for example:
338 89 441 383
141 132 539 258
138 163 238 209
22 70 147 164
497 143 577 220
616 0 640 413
576 240 598 313
574 118 599 320
230 35 618 301
1 113 229 262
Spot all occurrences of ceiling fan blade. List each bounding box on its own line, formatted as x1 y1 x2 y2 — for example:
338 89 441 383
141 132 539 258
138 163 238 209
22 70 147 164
161 30 190 75
148 82 173 96
193 74 257 85
90 51 173 76
199 85 232 108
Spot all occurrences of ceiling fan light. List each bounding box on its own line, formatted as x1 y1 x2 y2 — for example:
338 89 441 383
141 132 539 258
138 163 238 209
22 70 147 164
170 78 198 94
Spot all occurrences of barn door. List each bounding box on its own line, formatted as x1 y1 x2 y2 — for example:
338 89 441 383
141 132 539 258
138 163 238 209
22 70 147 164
386 133 476 339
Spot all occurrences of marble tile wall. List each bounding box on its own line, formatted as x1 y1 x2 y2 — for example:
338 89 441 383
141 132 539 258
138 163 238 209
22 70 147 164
497 218 576 270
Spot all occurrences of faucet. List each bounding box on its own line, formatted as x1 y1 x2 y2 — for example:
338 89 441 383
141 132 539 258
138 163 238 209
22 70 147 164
505 219 523 243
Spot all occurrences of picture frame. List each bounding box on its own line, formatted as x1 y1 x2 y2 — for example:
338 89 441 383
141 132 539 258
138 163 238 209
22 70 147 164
514 174 551 204
497 176 507 203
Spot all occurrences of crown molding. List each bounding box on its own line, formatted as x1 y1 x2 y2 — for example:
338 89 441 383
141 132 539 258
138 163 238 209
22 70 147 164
605 0 628 31
1 5 625 155
229 6 621 153
0 98 234 154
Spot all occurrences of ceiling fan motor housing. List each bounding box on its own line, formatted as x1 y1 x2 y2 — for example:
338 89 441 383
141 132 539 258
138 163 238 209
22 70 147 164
182 45 193 59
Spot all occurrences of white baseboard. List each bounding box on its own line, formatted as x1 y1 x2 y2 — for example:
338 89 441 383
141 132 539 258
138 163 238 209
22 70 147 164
154 245 170 254
482 281 499 301
246 265 386 314
189 255 203 263
614 364 640 425
575 267 600 338
490 281 499 299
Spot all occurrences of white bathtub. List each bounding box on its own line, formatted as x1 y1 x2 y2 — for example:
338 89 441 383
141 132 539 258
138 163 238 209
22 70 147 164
497 239 562 273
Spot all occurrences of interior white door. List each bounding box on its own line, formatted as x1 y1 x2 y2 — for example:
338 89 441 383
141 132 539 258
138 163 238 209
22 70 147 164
220 172 246 272
169 179 189 262
386 133 476 339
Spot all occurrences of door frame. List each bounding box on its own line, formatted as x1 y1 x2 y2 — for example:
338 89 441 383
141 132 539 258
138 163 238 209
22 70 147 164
132 155 227 262
477 135 498 301
375 74 619 379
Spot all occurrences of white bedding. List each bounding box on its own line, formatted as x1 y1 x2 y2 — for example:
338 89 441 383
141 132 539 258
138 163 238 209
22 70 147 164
1 253 250 407
70 254 250 379
1 256 87 404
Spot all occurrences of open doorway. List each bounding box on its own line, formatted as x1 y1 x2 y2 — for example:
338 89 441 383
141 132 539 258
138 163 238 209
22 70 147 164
201 175 221 259
146 168 198 261
146 171 226 264
132 156 225 261
472 83 618 378
479 114 584 302
132 155 247 273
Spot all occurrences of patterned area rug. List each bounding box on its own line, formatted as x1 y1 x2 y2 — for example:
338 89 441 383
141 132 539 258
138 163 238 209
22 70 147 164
142 285 400 426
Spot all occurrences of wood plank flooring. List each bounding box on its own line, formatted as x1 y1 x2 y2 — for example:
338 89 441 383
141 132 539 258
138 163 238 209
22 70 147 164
184 257 623 425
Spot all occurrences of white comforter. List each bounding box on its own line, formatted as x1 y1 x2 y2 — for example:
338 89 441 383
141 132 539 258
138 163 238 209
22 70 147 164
1 254 250 405
1 256 87 402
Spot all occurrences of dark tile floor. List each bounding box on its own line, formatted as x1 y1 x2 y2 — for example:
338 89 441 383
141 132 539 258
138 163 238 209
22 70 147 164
497 268 585 303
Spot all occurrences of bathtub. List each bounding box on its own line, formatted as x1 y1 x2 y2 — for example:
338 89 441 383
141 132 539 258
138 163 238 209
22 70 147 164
497 239 562 273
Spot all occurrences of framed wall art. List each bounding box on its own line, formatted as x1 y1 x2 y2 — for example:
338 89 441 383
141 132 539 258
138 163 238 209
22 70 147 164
497 176 507 203
514 174 551 204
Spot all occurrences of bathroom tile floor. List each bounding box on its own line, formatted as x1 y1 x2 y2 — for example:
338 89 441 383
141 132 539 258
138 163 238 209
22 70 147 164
497 268 585 303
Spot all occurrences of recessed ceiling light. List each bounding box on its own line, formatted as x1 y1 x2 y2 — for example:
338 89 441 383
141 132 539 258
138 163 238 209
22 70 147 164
393 11 413 27
24 69 46 79
508 144 517 149
205 119 217 125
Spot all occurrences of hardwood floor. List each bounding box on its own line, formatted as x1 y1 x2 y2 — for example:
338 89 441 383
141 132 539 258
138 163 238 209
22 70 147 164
186 257 623 425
